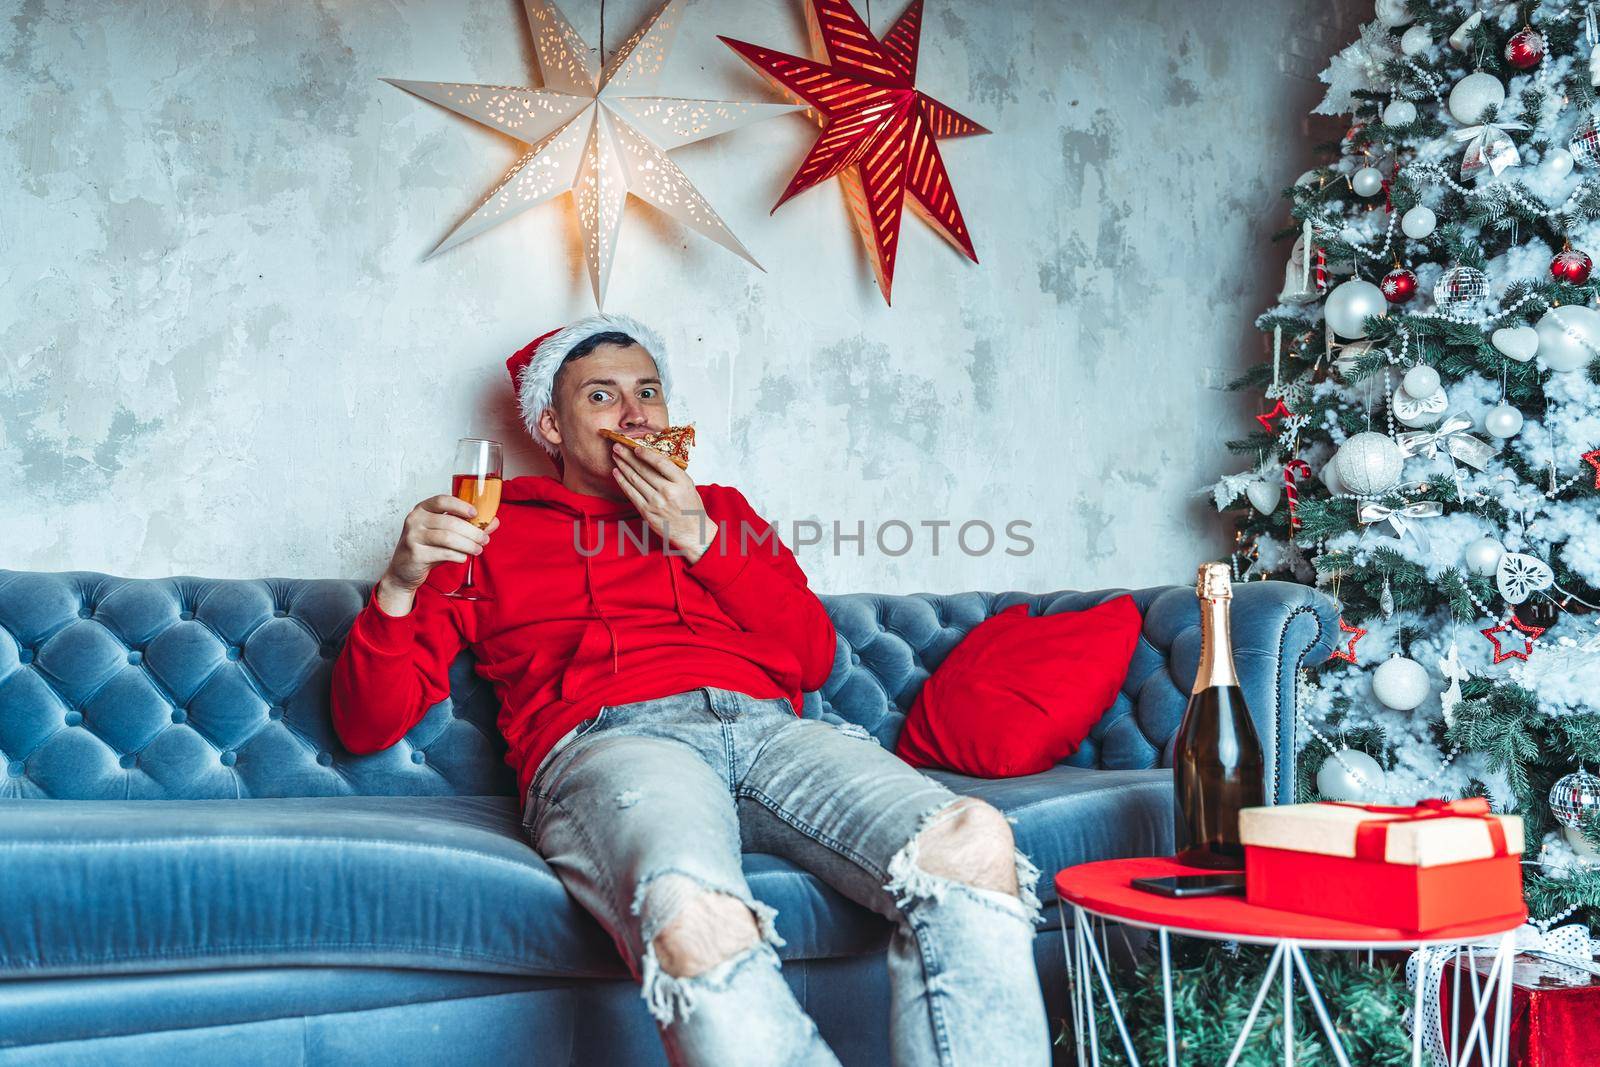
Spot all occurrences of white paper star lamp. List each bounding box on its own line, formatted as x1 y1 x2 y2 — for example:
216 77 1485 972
386 0 803 307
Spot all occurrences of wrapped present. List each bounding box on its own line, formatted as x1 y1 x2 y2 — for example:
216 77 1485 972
1238 798 1525 932
1434 928 1600 1067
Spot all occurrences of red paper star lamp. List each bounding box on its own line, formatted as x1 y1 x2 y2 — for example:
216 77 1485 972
1481 616 1546 664
1583 447 1600 489
720 0 989 303
1255 399 1294 435
1329 617 1367 663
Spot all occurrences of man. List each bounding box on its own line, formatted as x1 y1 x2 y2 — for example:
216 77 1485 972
331 313 1049 1065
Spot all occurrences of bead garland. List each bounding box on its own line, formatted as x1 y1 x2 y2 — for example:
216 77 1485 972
1294 668 1463 799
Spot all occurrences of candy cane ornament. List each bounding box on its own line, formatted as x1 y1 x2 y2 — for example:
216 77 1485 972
1284 458 1313 529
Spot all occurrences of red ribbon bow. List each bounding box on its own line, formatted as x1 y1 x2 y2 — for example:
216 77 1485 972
1325 797 1508 863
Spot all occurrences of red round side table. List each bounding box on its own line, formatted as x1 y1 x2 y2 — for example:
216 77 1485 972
1055 856 1527 1067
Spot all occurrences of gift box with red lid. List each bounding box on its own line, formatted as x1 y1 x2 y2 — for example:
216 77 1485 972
1238 798 1525 933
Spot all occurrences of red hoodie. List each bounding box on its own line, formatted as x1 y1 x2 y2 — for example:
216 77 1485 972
331 475 838 797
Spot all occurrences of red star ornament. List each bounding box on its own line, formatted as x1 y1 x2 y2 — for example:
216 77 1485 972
1481 616 1546 664
1329 617 1368 663
1584 447 1600 489
720 0 989 303
1255 399 1294 434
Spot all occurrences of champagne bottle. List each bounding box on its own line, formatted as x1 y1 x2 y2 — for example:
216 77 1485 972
1171 563 1266 870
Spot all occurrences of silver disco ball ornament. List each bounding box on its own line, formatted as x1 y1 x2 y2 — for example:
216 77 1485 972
1434 266 1488 311
1550 765 1600 830
1571 114 1600 168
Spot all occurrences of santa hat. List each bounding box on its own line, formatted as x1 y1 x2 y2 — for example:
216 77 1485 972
505 313 671 460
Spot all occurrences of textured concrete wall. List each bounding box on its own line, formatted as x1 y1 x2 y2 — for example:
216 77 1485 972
1 0 1354 594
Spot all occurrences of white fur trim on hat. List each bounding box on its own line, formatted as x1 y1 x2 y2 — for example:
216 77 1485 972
516 313 670 459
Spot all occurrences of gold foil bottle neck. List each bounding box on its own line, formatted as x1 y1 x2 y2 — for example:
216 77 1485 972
1193 562 1239 692
1196 562 1234 602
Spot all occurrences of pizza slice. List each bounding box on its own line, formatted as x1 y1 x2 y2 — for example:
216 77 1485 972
599 425 696 469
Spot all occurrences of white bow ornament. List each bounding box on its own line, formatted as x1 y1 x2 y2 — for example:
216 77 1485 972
1454 121 1527 179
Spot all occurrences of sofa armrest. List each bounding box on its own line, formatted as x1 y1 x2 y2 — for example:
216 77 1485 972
1144 579 1341 804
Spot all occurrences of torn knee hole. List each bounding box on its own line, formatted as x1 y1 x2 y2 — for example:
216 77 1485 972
885 798 1043 924
632 872 787 1026
911 799 1017 890
632 872 785 978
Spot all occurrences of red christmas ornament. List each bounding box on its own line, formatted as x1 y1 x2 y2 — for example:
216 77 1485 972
1584 446 1600 489
1255 399 1294 434
1381 266 1418 303
720 0 989 304
1551 247 1593 285
1481 616 1546 664
1329 617 1368 663
1505 27 1546 70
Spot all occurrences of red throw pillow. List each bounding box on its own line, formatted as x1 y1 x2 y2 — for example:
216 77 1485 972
894 595 1143 778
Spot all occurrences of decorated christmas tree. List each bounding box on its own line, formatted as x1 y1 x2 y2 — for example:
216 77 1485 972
1211 0 1600 932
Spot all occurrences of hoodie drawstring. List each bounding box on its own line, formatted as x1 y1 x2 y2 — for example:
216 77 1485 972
665 552 701 635
580 513 622 674
580 511 706 675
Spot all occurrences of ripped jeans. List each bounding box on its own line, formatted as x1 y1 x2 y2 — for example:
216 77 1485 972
521 686 1050 1067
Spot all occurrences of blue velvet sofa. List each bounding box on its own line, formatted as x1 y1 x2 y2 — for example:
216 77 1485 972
0 569 1338 1065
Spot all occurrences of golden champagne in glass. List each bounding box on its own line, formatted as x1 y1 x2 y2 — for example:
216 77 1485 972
444 438 502 601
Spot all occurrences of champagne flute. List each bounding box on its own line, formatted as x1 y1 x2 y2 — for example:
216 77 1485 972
444 438 503 601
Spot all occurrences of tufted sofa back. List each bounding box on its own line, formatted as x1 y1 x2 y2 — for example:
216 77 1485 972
0 572 1195 801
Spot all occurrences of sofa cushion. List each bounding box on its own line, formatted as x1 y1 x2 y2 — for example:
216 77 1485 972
0 795 887 981
895 596 1143 777
0 766 1169 979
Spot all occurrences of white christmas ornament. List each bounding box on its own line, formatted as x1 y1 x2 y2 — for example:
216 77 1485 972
1245 479 1282 515
1496 553 1555 605
1278 233 1322 305
1542 147 1575 179
1400 25 1431 56
1351 166 1385 197
1564 826 1600 859
1320 457 1346 496
1372 655 1431 711
1464 537 1505 576
1448 72 1505 125
1437 641 1468 726
1491 325 1538 362
1335 431 1404 496
1324 279 1389 338
1383 99 1417 126
1374 0 1411 27
383 0 803 307
1330 339 1375 378
1448 12 1484 52
1317 750 1387 801
1392 385 1448 427
1535 306 1600 372
1484 402 1524 438
1401 205 1436 239
1315 23 1400 116
1402 365 1440 397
